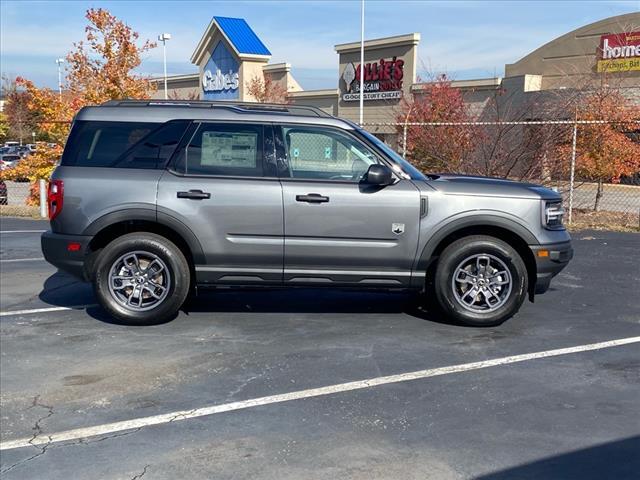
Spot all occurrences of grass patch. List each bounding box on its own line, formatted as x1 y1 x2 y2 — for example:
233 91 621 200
569 209 640 233
0 205 42 218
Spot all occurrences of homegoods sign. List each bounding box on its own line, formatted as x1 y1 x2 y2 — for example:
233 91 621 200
342 57 404 101
597 32 640 72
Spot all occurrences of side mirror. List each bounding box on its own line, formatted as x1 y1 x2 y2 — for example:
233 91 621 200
364 164 394 186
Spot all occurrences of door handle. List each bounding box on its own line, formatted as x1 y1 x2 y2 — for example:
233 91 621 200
177 189 211 200
296 193 329 203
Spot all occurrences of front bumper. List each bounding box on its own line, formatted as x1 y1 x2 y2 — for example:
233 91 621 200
529 240 574 294
41 231 93 281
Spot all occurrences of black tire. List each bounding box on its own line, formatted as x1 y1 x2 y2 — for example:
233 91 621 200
433 235 528 327
93 233 190 325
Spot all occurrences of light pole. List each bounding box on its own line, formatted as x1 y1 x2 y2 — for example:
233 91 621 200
158 33 172 100
55 58 64 100
359 0 365 124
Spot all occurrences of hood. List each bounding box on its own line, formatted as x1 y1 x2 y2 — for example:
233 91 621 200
426 174 562 201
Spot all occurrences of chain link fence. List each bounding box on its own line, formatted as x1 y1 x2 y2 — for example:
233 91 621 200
2 119 638 230
0 180 43 217
364 120 640 230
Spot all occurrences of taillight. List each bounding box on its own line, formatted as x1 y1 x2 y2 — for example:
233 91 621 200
47 180 64 220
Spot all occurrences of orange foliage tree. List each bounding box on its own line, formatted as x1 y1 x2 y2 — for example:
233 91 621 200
560 88 640 211
66 8 156 104
0 144 63 205
14 78 75 145
4 8 156 205
396 74 474 173
246 75 289 104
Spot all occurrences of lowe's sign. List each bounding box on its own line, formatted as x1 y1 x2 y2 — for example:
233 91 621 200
202 41 239 100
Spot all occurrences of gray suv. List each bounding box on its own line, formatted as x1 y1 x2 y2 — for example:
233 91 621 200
41 100 573 326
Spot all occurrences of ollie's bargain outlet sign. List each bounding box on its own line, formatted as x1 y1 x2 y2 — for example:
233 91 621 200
342 57 405 101
597 32 640 72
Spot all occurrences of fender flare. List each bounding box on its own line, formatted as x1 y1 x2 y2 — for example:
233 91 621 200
82 208 206 264
415 213 538 273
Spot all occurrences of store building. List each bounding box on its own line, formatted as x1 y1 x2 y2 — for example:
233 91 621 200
152 12 639 143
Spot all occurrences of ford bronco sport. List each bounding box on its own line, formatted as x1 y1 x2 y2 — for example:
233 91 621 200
41 100 573 326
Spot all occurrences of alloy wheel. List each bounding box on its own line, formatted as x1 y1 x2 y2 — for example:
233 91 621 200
451 254 513 313
108 250 171 311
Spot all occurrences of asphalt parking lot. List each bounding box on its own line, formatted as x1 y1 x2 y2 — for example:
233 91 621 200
0 216 639 479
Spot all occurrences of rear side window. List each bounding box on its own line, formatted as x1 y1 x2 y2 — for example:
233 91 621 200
62 121 155 167
175 123 264 177
61 121 187 168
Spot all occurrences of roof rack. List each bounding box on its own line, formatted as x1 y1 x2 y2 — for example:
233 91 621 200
100 99 332 118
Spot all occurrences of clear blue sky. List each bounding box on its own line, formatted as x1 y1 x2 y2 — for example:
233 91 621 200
1 0 638 91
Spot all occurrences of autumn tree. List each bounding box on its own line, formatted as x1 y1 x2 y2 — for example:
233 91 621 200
4 8 157 205
168 90 200 101
0 144 63 205
66 8 157 104
469 86 570 181
14 78 75 145
395 74 474 173
560 87 640 211
0 112 9 144
246 75 289 104
13 8 157 146
2 76 38 144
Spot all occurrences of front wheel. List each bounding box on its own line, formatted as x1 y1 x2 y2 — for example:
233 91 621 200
433 235 528 327
93 233 190 325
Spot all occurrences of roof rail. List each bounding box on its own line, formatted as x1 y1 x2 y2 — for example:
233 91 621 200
100 99 332 118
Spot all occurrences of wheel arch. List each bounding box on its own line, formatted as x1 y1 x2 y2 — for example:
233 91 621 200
82 209 205 281
416 215 538 300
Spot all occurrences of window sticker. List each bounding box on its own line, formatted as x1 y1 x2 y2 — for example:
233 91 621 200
324 147 332 159
292 148 300 158
201 131 257 167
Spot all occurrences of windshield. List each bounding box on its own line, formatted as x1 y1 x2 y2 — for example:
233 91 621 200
356 129 426 180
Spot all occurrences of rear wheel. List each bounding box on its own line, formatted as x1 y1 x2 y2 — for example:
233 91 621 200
433 235 528 326
93 233 190 325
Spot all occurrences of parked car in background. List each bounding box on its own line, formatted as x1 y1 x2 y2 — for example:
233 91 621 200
0 180 7 205
3 141 20 149
16 146 31 158
0 154 22 170
620 171 640 186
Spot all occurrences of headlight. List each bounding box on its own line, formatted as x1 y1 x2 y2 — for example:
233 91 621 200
544 200 565 230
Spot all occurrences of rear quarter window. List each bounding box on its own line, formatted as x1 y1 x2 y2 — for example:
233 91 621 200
60 120 189 169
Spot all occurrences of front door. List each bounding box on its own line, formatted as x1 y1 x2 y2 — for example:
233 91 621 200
277 124 421 287
157 122 283 285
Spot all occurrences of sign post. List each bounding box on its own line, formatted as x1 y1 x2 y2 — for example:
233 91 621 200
359 0 365 125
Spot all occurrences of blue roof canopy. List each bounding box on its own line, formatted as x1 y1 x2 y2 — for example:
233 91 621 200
213 16 271 56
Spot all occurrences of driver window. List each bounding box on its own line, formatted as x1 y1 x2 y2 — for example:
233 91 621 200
282 126 379 181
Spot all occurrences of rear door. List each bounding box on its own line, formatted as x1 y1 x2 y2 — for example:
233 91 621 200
157 122 284 285
276 124 421 287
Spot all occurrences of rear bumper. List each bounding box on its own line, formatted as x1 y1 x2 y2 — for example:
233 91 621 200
530 240 574 294
41 231 93 281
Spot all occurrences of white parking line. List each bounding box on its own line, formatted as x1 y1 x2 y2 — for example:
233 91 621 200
0 257 45 263
0 305 94 317
0 230 46 234
1 335 638 451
